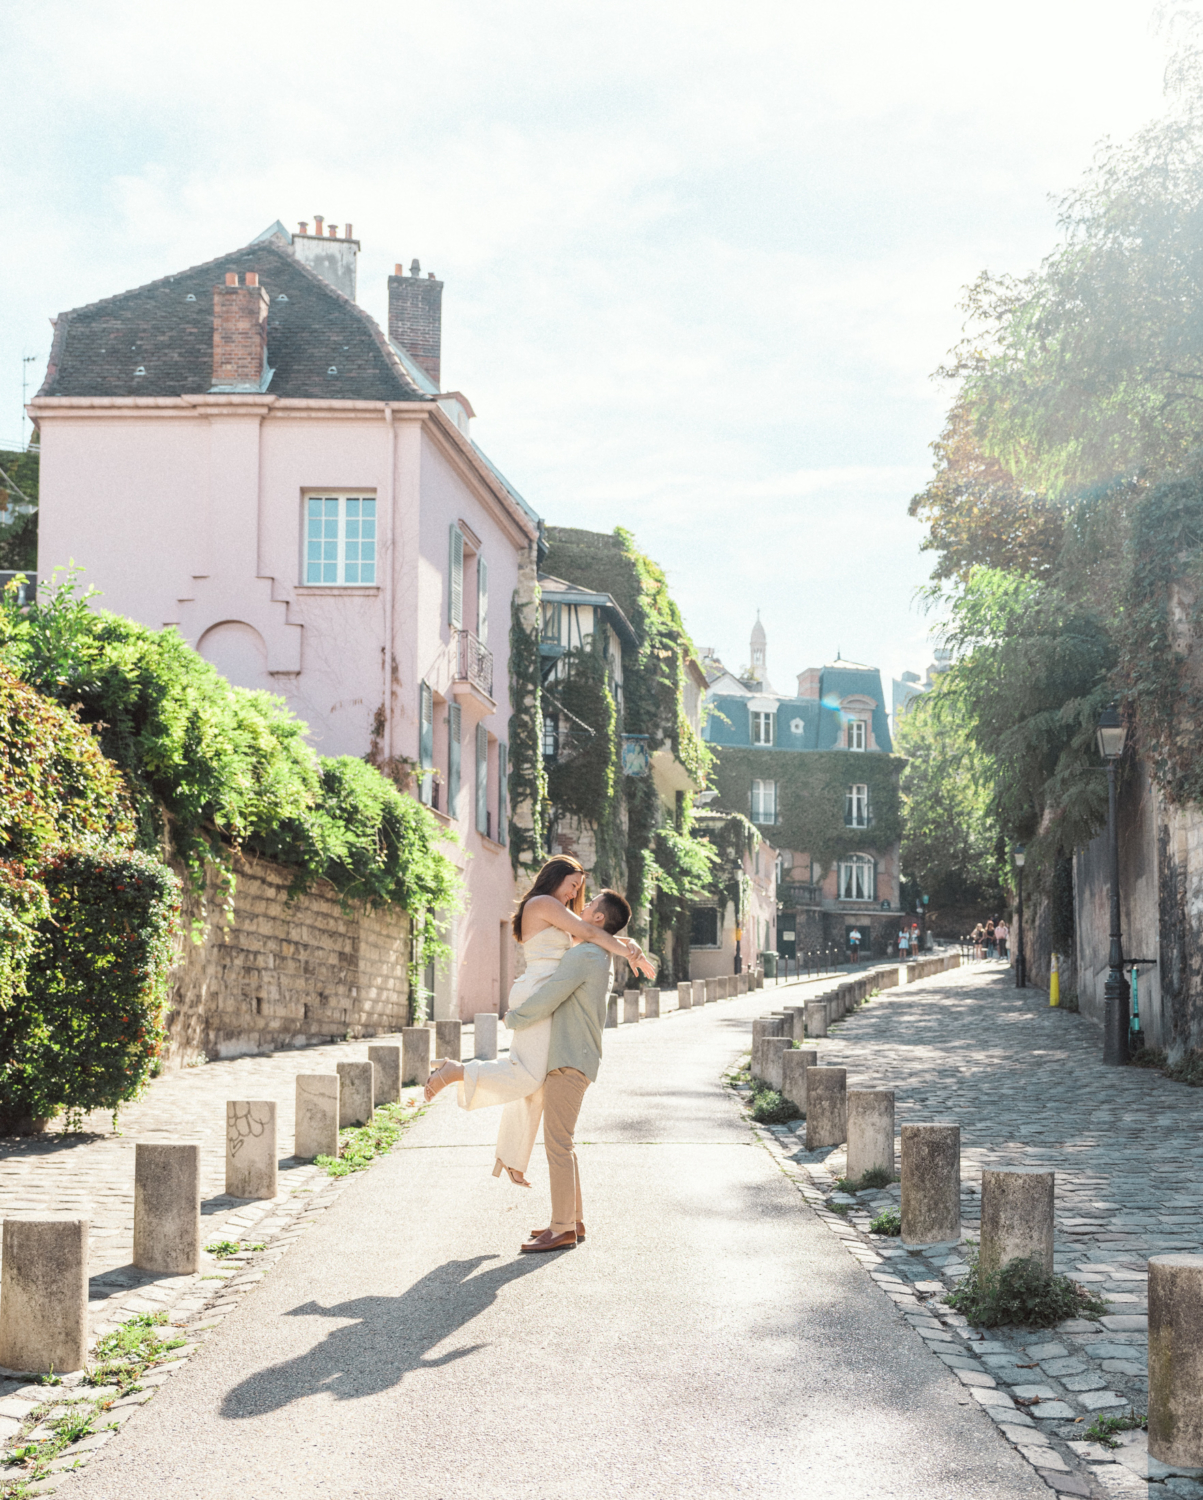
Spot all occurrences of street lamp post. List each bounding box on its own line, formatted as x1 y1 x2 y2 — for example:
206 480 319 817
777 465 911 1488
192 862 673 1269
1097 705 1130 1066
1014 845 1026 988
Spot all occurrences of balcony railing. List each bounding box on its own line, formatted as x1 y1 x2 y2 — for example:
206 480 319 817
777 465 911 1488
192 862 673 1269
781 882 821 909
455 629 494 699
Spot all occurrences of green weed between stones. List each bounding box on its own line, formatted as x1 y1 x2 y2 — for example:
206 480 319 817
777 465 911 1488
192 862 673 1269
870 1207 902 1236
1 1312 184 1493
205 1239 240 1257
836 1168 898 1193
1083 1410 1146 1448
748 1081 801 1124
944 1252 1109 1328
316 1100 426 1177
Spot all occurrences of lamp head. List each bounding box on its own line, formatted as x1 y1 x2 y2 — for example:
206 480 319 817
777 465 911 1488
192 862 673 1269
1014 844 1026 869
1097 704 1127 761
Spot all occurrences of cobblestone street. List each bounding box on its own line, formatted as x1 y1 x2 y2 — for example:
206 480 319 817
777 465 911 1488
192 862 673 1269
752 961 1203 1499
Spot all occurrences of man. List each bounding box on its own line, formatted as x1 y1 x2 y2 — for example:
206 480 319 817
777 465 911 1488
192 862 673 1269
848 928 861 962
505 888 632 1254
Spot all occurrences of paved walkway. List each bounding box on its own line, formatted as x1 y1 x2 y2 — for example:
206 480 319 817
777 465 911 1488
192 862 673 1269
56 990 1046 1500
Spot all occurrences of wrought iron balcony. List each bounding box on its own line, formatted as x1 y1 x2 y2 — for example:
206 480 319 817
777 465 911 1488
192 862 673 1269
455 629 493 699
781 881 821 909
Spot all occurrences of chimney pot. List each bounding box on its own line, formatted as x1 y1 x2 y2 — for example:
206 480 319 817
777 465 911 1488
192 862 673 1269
225 272 239 286
410 258 421 277
314 214 324 234
344 224 352 240
328 224 338 237
428 271 435 280
298 221 309 235
389 262 443 388
245 271 259 287
395 263 403 276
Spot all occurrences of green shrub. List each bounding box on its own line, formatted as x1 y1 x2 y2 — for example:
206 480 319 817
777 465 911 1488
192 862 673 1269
749 1084 801 1123
836 1167 898 1192
870 1207 902 1236
0 845 180 1131
944 1252 1109 1328
0 575 459 964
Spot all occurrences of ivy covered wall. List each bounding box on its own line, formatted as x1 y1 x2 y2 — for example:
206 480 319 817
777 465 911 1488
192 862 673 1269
539 526 715 982
709 747 903 875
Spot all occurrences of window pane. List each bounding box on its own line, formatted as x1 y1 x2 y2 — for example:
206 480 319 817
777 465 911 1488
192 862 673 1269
360 561 375 584
324 498 338 518
346 498 360 521
345 562 359 583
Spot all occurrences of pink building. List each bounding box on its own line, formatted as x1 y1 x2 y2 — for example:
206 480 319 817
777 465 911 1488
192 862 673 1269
30 220 541 1023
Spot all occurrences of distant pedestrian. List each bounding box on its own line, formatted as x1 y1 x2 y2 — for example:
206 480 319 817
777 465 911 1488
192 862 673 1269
849 928 862 962
971 923 984 960
898 927 909 959
995 919 1009 960
985 919 996 959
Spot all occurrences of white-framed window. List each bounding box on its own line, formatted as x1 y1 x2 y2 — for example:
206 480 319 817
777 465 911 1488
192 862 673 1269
542 714 558 759
848 718 867 751
751 710 775 746
449 524 464 628
476 723 490 836
838 853 875 902
304 495 376 584
751 778 777 824
775 854 786 888
418 682 434 806
846 783 869 828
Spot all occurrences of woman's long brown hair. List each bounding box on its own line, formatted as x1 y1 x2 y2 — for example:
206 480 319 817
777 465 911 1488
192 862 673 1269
511 855 586 941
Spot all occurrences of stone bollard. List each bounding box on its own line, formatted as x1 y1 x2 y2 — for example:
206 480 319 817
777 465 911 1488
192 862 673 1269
1149 1254 1203 1466
751 1017 785 1078
338 1059 376 1125
295 1073 339 1160
782 1004 806 1040
805 999 827 1038
368 1044 402 1104
704 978 718 1003
762 1037 791 1092
623 989 641 1024
782 1048 817 1112
979 1169 1054 1275
677 981 692 1011
605 994 618 1028
226 1100 278 1200
0 1219 89 1374
846 1091 895 1181
134 1142 201 1274
692 979 706 1007
901 1124 961 1246
474 1013 499 1059
644 988 661 1019
435 1020 462 1063
737 973 749 995
805 1068 847 1150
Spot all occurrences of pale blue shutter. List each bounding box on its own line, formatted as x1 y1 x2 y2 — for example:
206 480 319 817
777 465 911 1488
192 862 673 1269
448 525 464 629
477 557 488 642
419 683 434 805
497 741 507 847
447 703 462 818
476 724 489 835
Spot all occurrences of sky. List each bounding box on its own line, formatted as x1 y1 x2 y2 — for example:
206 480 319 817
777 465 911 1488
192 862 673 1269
0 0 1174 699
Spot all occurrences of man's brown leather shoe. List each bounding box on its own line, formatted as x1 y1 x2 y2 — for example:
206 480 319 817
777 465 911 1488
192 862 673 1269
519 1228 577 1253
529 1222 585 1241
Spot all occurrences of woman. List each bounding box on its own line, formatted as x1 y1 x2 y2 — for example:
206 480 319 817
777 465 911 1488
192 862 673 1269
971 922 984 960
423 855 653 1186
995 918 1009 961
985 918 996 960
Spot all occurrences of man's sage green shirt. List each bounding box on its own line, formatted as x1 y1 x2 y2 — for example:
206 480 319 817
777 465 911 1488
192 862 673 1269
505 942 612 1082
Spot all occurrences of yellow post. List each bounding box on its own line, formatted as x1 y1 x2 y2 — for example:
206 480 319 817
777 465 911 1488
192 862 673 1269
1049 952 1060 1007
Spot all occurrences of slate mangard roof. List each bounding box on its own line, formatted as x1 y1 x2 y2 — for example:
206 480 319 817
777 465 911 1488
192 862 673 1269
39 240 427 403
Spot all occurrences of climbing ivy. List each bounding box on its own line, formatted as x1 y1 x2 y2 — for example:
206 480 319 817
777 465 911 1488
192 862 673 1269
709 748 902 875
545 640 624 887
507 591 547 876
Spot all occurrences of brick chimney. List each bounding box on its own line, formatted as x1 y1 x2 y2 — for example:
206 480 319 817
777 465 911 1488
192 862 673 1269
292 217 360 300
388 259 443 388
796 667 822 699
211 271 269 391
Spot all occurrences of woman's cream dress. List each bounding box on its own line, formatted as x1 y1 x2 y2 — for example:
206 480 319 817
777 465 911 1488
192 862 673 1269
456 926 570 1176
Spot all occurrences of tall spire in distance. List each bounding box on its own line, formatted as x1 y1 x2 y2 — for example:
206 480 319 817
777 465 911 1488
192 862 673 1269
750 611 767 684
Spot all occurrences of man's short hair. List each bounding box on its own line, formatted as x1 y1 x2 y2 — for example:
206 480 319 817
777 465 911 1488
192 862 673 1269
596 888 631 935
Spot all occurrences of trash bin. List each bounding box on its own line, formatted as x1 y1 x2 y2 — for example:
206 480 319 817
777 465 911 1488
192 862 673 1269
760 950 778 979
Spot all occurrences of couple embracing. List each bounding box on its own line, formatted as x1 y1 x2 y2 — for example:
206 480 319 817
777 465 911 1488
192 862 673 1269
424 856 655 1253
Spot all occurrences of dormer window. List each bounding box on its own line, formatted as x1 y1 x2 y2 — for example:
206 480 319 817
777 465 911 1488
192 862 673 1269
751 710 775 747
848 718 867 751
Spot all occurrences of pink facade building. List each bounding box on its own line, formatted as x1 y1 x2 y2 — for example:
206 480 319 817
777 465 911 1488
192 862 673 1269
30 220 541 1023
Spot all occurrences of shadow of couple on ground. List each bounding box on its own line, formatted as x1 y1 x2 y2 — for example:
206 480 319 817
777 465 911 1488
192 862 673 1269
220 1252 553 1417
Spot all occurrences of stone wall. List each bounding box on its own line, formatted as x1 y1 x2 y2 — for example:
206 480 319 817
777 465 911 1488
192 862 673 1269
164 851 410 1065
1075 758 1203 1060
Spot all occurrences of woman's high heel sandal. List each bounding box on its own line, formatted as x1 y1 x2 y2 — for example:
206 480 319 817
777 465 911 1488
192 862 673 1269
492 1158 531 1187
423 1060 458 1103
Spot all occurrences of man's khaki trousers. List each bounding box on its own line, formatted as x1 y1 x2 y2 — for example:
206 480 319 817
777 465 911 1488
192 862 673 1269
544 1066 589 1236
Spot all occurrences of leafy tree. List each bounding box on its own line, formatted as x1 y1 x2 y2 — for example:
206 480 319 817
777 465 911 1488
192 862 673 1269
895 689 1002 911
0 450 37 573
